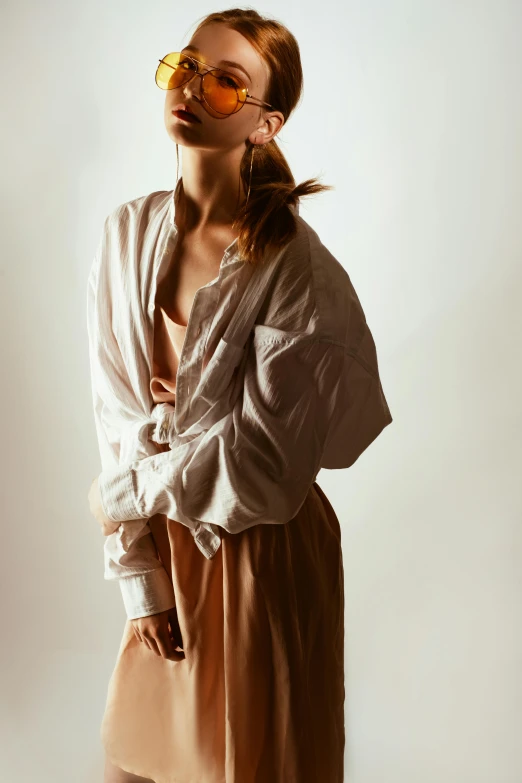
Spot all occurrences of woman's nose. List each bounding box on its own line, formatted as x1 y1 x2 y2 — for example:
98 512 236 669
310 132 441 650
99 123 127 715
182 70 203 101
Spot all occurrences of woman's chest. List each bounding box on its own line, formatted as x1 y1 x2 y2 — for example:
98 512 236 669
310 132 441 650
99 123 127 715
155 228 238 327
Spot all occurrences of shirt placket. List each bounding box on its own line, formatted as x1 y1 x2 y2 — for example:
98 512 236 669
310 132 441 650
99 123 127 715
147 222 235 437
174 283 219 430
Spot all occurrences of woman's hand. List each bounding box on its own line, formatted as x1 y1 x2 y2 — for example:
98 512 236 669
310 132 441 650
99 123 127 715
88 475 120 536
131 606 185 661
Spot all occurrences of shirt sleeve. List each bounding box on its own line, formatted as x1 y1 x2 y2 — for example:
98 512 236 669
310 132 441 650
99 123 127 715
86 236 176 620
96 330 348 535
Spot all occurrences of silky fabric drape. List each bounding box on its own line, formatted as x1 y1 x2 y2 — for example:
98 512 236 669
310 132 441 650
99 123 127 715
101 480 345 783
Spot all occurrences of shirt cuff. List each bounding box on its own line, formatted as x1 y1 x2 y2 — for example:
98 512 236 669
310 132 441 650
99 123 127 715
98 463 142 522
118 567 176 620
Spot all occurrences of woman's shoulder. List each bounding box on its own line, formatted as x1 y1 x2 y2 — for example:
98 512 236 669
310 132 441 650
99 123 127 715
283 214 358 296
105 189 173 233
94 190 173 290
267 214 369 350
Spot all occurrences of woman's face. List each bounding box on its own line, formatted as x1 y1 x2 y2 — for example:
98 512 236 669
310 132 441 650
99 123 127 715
163 23 284 152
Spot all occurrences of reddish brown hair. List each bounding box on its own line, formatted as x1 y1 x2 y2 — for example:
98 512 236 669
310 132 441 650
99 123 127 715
176 7 333 265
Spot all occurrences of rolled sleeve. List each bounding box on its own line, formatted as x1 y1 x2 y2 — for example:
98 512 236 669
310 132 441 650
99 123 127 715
118 567 176 620
86 233 175 619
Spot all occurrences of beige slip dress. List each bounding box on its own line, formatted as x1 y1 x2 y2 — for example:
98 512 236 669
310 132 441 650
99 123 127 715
100 281 346 783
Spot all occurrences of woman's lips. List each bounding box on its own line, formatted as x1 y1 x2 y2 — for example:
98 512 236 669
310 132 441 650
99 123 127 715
172 109 200 123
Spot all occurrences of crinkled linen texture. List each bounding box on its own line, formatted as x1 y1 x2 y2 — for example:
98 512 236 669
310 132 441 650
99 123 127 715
86 189 392 621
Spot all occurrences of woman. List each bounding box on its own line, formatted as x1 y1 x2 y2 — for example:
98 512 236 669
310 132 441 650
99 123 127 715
87 8 392 783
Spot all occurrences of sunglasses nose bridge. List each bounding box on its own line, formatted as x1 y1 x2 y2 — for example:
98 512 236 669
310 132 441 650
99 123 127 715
179 67 205 99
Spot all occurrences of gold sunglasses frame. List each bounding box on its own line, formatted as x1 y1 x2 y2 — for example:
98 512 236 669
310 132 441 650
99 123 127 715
156 52 276 116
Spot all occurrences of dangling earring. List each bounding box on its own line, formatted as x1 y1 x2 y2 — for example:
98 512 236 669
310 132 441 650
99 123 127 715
245 142 256 206
175 143 180 184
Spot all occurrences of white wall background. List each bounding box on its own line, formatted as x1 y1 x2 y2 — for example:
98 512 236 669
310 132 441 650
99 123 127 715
1 1 520 781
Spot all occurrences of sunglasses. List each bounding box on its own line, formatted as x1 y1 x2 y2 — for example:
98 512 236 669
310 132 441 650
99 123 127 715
155 51 276 117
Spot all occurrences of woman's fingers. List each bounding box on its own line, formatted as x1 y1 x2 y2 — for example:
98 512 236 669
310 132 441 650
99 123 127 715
131 609 185 660
147 626 185 661
168 606 184 650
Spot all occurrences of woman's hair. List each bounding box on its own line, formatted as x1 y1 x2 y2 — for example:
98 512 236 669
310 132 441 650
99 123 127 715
175 7 333 265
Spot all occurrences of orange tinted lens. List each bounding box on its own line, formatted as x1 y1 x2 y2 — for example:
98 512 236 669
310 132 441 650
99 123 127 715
155 54 249 116
202 70 247 115
155 52 195 90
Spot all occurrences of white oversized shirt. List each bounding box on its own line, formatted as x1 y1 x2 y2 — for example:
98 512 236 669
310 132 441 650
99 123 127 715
86 189 393 619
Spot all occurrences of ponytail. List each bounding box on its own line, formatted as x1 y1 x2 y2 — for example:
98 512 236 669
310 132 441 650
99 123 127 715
232 138 333 265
